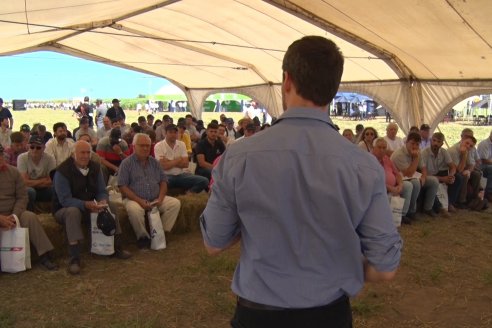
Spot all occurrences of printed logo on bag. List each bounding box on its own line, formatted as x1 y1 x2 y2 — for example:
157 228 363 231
1 247 23 251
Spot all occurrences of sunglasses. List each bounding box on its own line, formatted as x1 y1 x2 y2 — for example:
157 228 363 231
30 145 42 150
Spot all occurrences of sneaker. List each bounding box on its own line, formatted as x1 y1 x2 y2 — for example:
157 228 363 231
40 254 59 271
424 209 438 218
68 258 81 275
114 249 132 260
448 204 457 213
137 237 150 249
439 208 451 218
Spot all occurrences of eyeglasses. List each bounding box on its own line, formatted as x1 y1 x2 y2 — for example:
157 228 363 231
30 145 42 150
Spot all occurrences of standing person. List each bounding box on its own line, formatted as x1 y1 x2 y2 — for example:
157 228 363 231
106 99 126 121
477 130 492 202
94 99 108 130
0 98 14 130
0 117 11 148
75 96 94 128
200 36 401 327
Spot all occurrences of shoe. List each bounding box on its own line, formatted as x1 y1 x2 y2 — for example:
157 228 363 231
439 208 451 218
114 249 132 260
455 202 468 209
40 253 58 271
448 204 457 213
68 258 81 275
424 209 438 218
401 216 412 225
137 237 150 249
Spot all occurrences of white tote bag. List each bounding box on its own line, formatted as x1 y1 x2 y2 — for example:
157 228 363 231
90 212 115 256
148 207 166 250
389 196 405 227
0 215 31 273
436 183 449 210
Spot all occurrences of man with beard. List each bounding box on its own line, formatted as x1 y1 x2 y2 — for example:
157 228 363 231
421 132 461 214
201 36 401 327
44 122 74 166
194 122 225 181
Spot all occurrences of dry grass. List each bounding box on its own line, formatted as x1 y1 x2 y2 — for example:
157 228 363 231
1 208 491 327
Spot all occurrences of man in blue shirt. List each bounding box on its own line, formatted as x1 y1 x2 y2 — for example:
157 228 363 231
201 36 402 327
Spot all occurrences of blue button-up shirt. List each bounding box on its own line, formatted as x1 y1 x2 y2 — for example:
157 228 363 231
201 107 402 308
118 154 167 201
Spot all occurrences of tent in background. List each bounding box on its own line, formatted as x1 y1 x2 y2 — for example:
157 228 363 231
1 0 492 132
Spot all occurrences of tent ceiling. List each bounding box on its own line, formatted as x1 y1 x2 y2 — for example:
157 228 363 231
1 0 492 128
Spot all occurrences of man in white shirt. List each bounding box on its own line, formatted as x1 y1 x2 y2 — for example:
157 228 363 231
94 99 108 130
383 123 404 156
477 130 492 202
154 124 208 193
44 122 74 166
97 116 112 139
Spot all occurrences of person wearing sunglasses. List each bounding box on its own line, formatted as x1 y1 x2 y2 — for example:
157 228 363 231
358 127 378 152
17 135 56 212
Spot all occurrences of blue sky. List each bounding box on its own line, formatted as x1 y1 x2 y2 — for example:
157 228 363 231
0 51 172 101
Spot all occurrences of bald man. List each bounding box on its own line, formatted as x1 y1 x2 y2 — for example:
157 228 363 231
53 141 131 275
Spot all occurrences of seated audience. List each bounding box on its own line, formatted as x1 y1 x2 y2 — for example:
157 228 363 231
0 117 11 148
391 132 440 217
36 124 53 144
419 124 431 149
383 123 404 156
96 128 131 179
194 122 226 181
44 122 74 166
477 130 492 202
0 144 58 270
17 136 56 212
372 138 416 224
4 132 27 166
342 129 355 143
118 133 181 249
53 141 131 275
154 124 208 193
177 123 192 157
97 116 112 139
358 127 378 152
74 117 98 147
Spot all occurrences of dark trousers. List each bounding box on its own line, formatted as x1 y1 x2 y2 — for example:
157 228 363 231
230 295 352 328
436 170 463 206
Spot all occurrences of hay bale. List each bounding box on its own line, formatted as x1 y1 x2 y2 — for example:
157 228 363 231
173 192 209 233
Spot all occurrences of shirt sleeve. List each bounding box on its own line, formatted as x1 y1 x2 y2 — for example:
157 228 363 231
356 168 402 272
200 150 241 249
117 159 130 186
16 154 28 174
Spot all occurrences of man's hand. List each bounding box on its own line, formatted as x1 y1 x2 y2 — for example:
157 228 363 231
138 199 153 211
85 201 107 213
443 175 455 185
410 149 420 159
0 215 16 230
112 144 123 155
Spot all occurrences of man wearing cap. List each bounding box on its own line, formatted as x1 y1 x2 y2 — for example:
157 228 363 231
74 116 98 147
226 118 240 141
201 36 401 327
94 99 108 130
0 98 14 130
75 96 94 128
118 133 181 249
106 99 126 121
17 135 56 211
194 122 226 181
44 122 74 166
96 128 131 180
419 124 431 149
477 130 492 202
4 132 27 166
155 124 209 193
19 124 31 144
421 132 461 214
0 143 58 270
53 140 131 275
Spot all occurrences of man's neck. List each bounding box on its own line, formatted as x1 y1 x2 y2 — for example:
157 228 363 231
207 138 215 146
56 138 66 145
166 139 176 148
31 153 42 164
431 148 439 156
136 155 148 165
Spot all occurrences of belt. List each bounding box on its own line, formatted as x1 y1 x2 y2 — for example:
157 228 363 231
237 295 347 312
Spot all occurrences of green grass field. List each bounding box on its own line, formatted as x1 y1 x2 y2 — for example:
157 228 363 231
11 108 491 147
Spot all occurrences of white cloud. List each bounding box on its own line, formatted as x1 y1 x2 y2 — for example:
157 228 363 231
155 84 184 95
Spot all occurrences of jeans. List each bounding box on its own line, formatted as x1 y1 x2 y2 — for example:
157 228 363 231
400 180 414 216
27 187 53 211
195 166 212 181
482 164 492 195
167 173 209 193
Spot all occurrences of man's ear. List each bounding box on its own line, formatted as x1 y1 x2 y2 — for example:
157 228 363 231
283 72 292 93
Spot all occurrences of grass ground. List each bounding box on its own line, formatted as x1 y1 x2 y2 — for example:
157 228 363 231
0 208 491 327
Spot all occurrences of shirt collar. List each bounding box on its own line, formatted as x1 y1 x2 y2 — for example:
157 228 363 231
273 108 336 130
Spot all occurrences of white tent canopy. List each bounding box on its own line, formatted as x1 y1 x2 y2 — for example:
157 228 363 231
1 0 492 132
